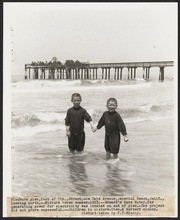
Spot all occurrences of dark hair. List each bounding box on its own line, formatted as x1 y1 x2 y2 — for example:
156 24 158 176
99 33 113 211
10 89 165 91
71 93 82 101
107 97 118 105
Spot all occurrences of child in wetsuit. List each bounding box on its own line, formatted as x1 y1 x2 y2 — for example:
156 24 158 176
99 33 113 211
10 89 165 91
93 98 129 160
65 93 95 153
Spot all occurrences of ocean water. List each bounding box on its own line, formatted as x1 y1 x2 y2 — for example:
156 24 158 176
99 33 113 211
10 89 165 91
11 77 175 197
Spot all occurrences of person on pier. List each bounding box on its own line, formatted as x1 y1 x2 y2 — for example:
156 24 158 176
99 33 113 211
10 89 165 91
93 98 129 160
65 93 95 154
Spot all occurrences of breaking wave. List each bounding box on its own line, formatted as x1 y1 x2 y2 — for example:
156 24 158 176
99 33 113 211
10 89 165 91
11 79 157 94
11 103 173 137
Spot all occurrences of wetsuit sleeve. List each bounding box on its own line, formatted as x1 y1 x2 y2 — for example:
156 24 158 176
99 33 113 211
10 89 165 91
84 109 92 122
117 114 127 135
65 109 70 126
97 113 105 129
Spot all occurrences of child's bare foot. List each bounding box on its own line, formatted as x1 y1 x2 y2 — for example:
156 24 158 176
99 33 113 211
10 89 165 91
113 153 118 159
76 151 82 155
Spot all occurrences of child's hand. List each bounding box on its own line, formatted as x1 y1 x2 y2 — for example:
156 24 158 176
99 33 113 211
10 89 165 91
66 131 71 137
90 122 97 132
124 135 129 142
92 127 97 132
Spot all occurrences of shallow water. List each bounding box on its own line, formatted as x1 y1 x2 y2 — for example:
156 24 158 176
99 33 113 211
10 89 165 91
11 78 174 197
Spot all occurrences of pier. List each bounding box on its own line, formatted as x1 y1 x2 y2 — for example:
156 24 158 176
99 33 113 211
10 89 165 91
25 60 174 81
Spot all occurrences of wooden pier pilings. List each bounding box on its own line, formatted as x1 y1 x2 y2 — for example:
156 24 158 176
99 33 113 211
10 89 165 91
25 61 174 81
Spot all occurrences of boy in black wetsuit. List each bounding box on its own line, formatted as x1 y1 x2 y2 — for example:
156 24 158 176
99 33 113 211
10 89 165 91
93 98 129 160
65 93 95 153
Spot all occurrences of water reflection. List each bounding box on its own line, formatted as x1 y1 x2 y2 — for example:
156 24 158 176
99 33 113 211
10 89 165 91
68 154 90 195
104 162 132 196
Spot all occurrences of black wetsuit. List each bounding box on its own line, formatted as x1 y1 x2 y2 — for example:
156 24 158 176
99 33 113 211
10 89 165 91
97 111 127 154
65 106 92 151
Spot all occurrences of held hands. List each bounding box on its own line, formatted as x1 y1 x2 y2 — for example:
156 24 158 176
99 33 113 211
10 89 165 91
124 135 129 142
92 127 97 132
91 125 97 132
90 122 97 132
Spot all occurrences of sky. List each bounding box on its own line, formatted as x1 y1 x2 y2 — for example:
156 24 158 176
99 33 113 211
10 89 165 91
4 3 177 76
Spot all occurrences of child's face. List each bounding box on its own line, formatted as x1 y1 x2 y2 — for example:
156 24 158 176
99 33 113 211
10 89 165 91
72 96 81 108
107 101 117 112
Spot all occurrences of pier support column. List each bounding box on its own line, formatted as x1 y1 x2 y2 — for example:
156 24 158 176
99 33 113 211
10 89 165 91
60 69 62 79
65 68 68 79
42 68 46 79
77 68 80 79
131 68 133 79
62 69 64 79
89 69 91 79
75 68 77 79
59 69 61 79
34 68 38 79
114 68 116 80
40 68 43 79
143 67 145 79
120 67 123 80
95 68 97 79
116 68 119 80
145 67 150 79
87 69 89 79
86 68 89 79
37 68 40 79
134 67 137 79
102 68 104 79
84 69 86 79
70 69 72 79
80 69 83 79
29 68 31 79
128 68 130 79
104 68 107 79
146 68 148 79
148 67 150 79
108 68 110 80
52 69 54 79
83 69 86 79
68 69 70 79
49 69 52 79
69 68 71 79
48 69 50 79
159 67 165 81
